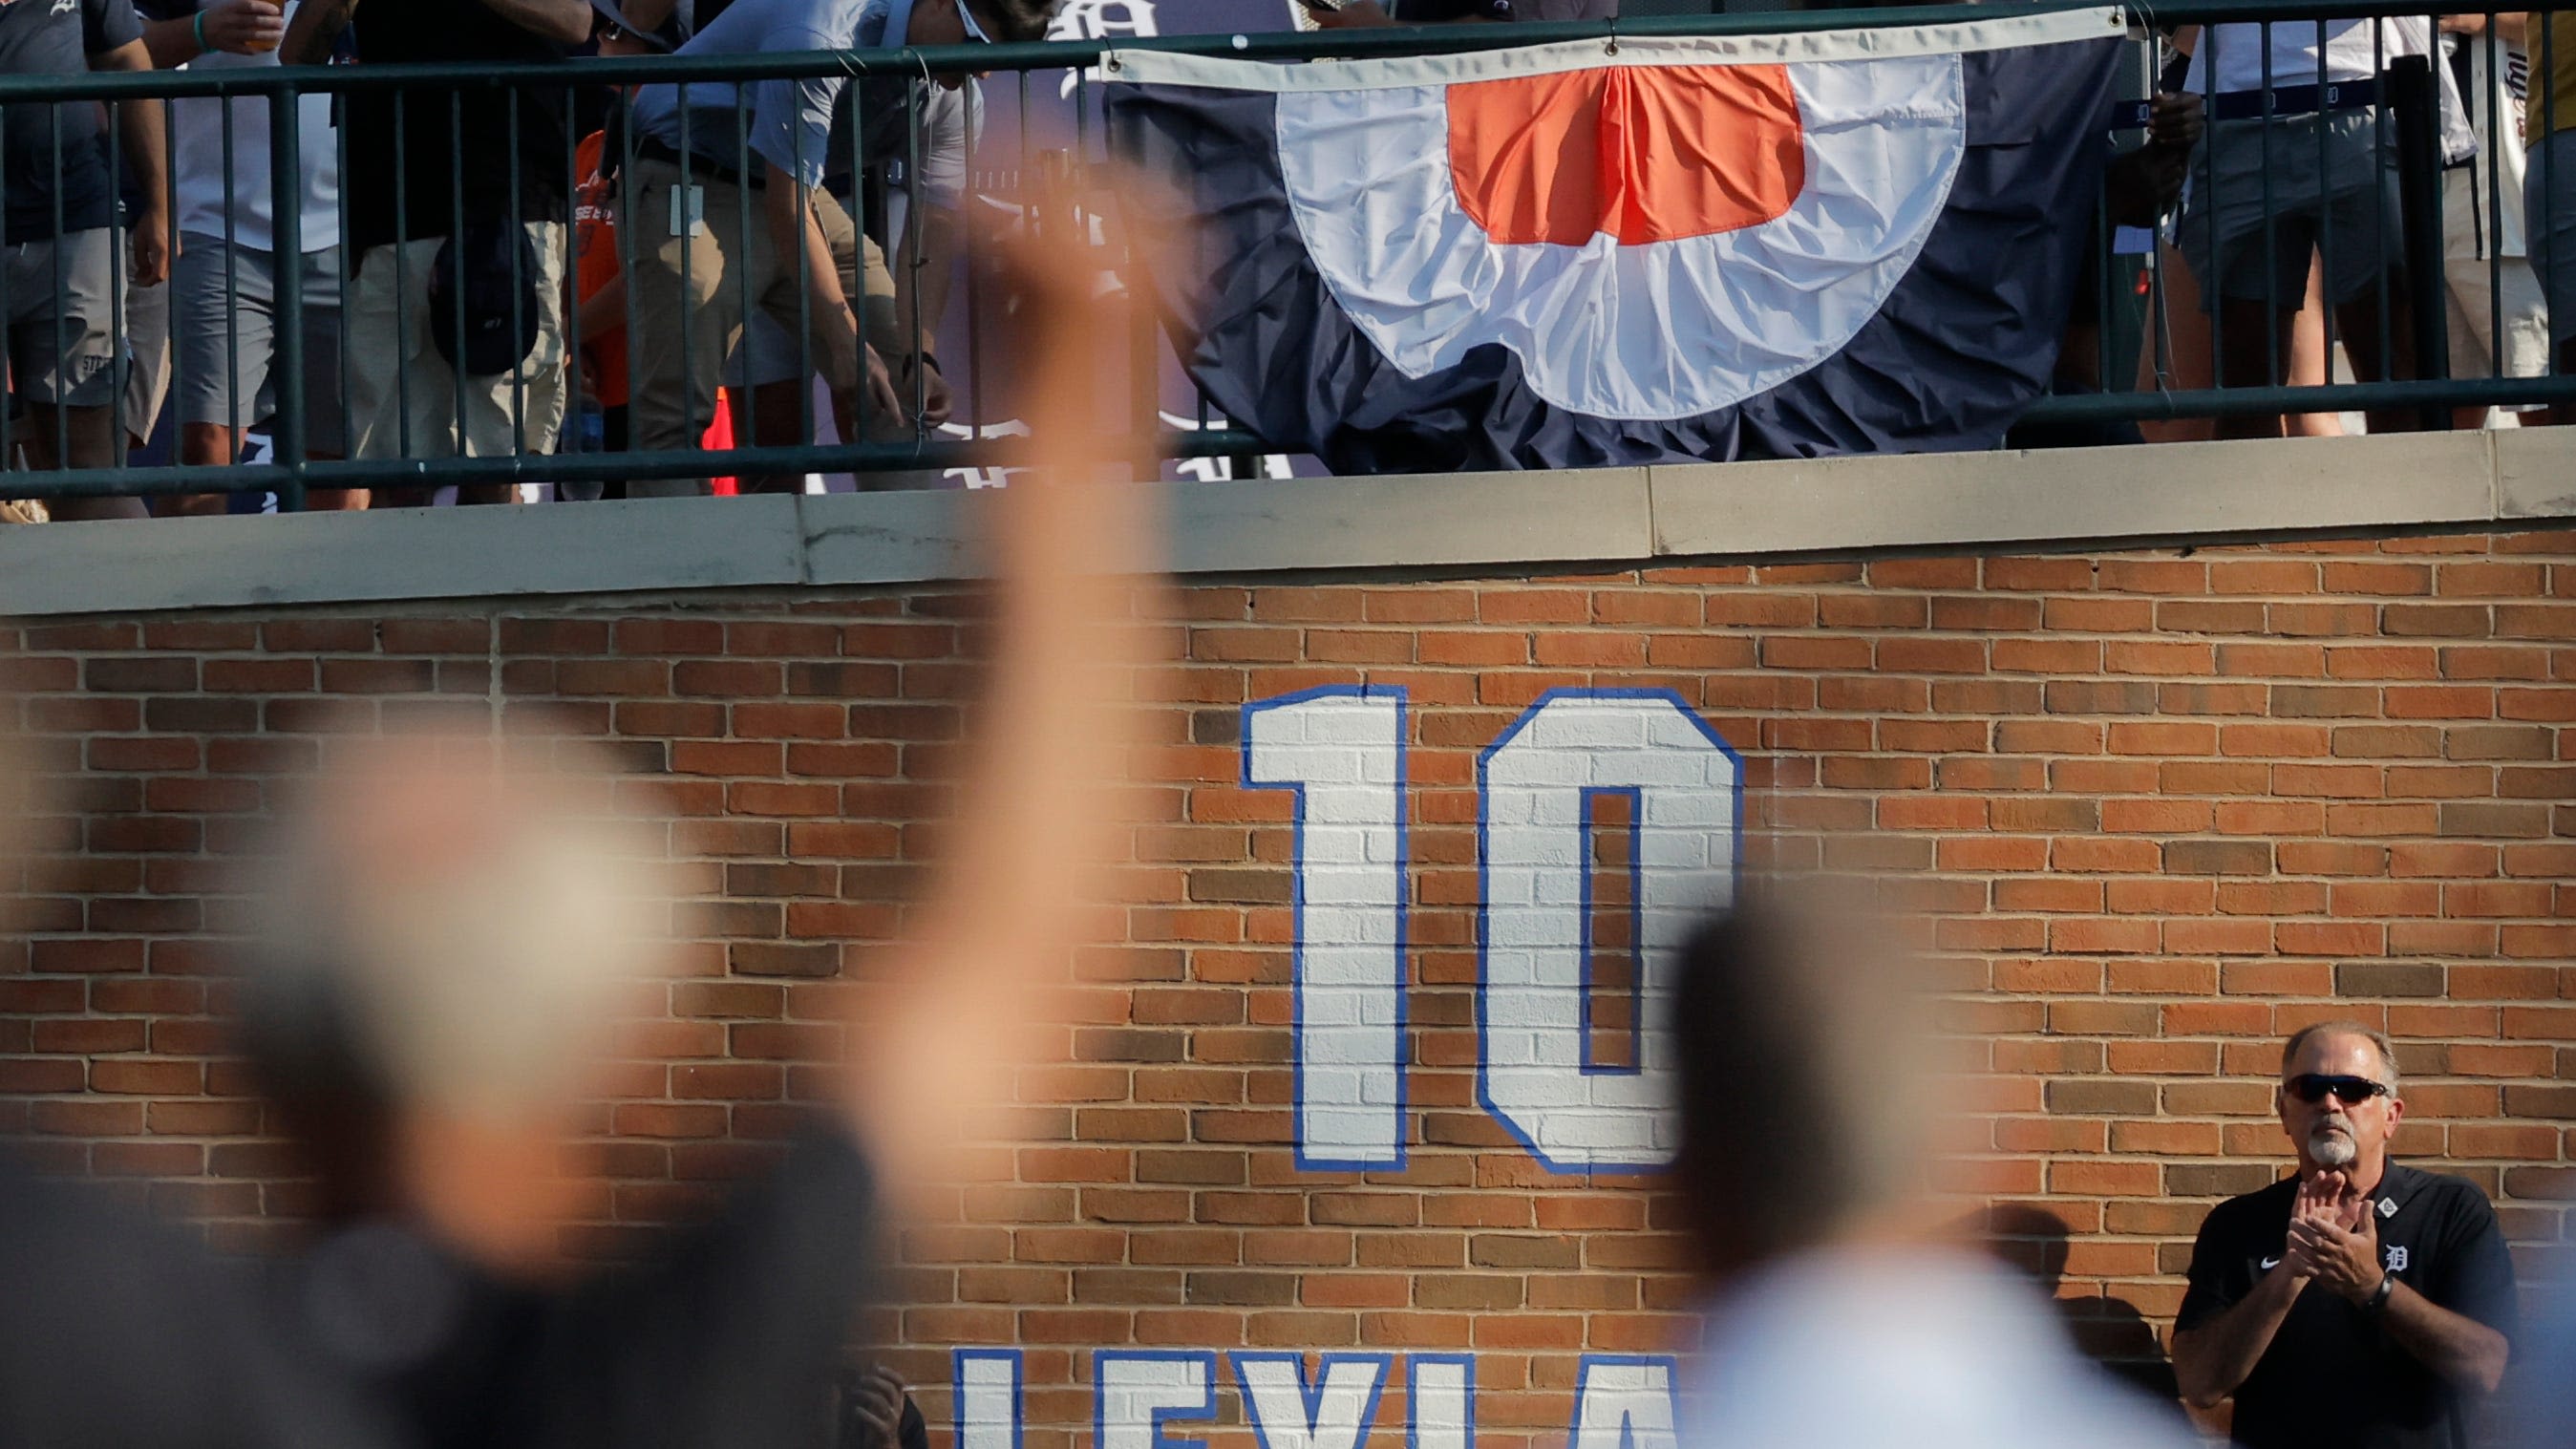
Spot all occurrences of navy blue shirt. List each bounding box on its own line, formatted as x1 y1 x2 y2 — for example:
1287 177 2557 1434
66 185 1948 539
2178 1163 2517 1449
0 0 143 241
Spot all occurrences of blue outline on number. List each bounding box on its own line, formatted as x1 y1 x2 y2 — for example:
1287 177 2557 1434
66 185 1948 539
1229 1352 1395 1449
1406 1353 1477 1449
1566 1354 1682 1449
1476 688 1745 1176
1094 1350 1220 1449
953 1349 1026 1449
1576 783 1646 1077
1241 684 1411 1173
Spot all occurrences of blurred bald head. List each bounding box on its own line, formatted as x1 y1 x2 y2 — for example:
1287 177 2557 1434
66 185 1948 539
235 716 671 1262
1669 884 1946 1286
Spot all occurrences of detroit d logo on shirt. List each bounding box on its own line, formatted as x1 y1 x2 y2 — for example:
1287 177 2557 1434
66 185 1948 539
2387 1247 2410 1273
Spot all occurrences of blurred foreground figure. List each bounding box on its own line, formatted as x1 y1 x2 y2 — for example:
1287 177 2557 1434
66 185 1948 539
1669 893 2194 1449
0 230 1159 1447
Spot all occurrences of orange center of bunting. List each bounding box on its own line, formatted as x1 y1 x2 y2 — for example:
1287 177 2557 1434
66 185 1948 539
1446 64 1805 246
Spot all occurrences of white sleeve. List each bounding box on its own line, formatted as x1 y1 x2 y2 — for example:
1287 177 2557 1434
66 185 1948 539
910 80 980 210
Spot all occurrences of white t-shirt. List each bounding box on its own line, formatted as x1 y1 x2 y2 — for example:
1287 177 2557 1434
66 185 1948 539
1681 1249 2202 1449
170 0 341 252
2184 17 2434 95
2182 18 2475 161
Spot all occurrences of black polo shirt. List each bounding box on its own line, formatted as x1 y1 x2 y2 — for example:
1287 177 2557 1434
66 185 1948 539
338 0 574 254
2178 1162 2516 1449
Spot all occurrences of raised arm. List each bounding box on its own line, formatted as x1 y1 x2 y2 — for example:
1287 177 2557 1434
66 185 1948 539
835 198 1165 1207
91 38 169 287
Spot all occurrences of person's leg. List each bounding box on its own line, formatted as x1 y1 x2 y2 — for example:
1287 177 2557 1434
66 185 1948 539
2439 166 2496 430
297 244 364 510
2212 298 2302 439
724 311 809 494
2525 129 2576 427
2181 119 2321 440
627 159 745 498
160 234 280 518
2287 255 2345 437
18 229 142 520
447 222 570 506
2320 110 2421 435
347 238 458 508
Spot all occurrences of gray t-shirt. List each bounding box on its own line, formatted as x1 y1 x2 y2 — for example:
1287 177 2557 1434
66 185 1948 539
0 0 141 240
629 0 870 187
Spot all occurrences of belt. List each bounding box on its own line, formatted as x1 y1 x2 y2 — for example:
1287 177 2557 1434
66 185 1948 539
2109 76 2381 129
636 138 762 190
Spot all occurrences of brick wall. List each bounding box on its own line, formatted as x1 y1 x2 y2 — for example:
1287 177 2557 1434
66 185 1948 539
3 529 2573 1445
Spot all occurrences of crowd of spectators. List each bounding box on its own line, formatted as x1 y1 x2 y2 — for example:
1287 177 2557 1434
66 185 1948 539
0 0 2567 517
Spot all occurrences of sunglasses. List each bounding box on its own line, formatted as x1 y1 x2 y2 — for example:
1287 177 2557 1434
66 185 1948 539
2284 1074 2391 1106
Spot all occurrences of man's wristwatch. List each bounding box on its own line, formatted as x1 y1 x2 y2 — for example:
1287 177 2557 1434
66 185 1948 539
2365 1272 2397 1314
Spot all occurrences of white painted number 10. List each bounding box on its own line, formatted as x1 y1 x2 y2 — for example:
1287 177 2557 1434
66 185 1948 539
1242 687 1740 1174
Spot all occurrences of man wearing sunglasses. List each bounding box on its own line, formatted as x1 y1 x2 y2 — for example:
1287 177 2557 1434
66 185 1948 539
2172 1022 2514 1449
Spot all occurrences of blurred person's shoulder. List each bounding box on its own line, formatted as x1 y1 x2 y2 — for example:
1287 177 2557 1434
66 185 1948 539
0 1152 383 1449
1682 1248 2198 1449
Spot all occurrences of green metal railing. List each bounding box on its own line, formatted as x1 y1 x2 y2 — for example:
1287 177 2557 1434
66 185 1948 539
0 0 2566 508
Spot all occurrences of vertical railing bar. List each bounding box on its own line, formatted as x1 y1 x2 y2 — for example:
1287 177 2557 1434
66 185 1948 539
336 80 354 474
618 72 643 476
849 65 873 457
394 90 415 458
50 103 69 472
678 80 696 458
735 84 757 468
2375 18 2393 380
2318 17 2338 405
507 86 528 461
905 68 927 438
2261 38 2279 388
223 94 242 448
106 76 126 473
448 92 469 463
794 83 813 457
2206 25 2226 398
271 65 307 512
2486 11 2504 384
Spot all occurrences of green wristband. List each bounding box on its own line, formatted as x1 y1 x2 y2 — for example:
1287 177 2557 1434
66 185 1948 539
192 8 208 50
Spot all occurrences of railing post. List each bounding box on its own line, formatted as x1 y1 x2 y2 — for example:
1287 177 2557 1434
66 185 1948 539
2389 53 2449 432
268 73 308 511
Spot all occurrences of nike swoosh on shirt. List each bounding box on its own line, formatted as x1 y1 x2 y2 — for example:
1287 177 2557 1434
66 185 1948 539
2260 1256 2282 1270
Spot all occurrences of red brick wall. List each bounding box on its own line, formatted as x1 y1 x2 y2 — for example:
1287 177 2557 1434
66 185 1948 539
3 530 2573 1444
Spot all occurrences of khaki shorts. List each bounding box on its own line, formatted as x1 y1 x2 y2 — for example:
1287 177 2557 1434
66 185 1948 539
2441 168 2550 385
624 156 877 495
4 227 119 409
725 230 898 388
345 223 568 461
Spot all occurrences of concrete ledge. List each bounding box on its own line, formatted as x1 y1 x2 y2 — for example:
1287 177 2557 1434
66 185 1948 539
1 431 2567 618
